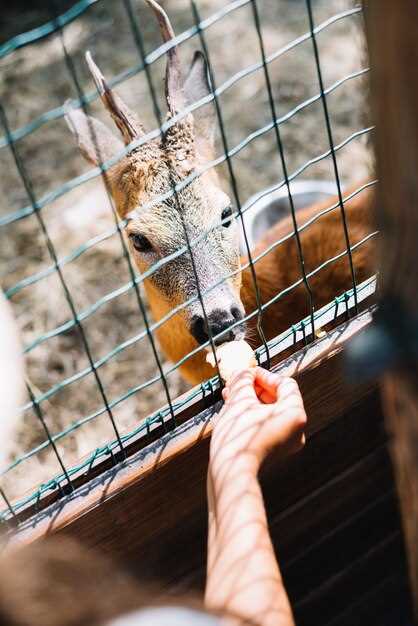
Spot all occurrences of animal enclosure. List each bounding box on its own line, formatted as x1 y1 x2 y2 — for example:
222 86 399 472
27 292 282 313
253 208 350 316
0 0 375 526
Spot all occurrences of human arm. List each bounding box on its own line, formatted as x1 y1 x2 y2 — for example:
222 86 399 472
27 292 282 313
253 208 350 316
205 368 307 626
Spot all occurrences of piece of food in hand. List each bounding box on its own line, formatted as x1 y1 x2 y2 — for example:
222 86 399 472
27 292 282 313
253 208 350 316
206 340 256 381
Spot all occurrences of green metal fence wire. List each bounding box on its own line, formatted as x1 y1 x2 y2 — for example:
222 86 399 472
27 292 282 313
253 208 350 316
4 67 370 301
0 6 364 227
250 0 316 343
306 0 359 313
121 0 223 382
0 4 362 151
191 0 272 368
26 380 73 493
51 0 177 428
16 129 374 411
1 275 377 521
0 99 126 463
0 0 375 522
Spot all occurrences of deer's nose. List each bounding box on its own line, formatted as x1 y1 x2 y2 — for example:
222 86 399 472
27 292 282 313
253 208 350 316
190 307 244 346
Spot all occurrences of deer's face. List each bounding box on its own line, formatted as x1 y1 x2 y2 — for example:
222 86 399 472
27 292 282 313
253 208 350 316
66 0 245 347
125 168 245 345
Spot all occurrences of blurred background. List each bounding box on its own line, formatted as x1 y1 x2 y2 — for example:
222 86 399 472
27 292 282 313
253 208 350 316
0 0 371 504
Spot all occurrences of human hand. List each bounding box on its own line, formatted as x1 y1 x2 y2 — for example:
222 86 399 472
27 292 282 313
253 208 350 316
210 367 307 472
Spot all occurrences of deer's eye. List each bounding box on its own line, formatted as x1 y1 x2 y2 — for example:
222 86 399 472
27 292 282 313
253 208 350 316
221 206 233 228
129 233 153 253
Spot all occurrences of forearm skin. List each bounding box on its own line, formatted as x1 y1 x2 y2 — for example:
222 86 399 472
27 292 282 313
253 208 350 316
205 454 295 626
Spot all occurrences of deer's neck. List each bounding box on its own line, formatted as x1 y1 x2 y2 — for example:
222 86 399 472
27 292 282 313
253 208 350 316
143 280 213 386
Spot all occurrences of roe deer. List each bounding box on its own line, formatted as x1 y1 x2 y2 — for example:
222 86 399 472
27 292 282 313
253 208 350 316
66 0 375 386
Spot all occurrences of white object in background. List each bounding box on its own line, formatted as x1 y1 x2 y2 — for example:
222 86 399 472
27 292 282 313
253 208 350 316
108 607 220 626
0 290 24 472
239 179 340 255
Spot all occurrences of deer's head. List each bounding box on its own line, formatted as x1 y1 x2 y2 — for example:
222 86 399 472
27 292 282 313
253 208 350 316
66 0 245 347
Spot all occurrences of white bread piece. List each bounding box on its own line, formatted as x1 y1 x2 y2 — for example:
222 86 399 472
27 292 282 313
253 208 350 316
206 340 256 381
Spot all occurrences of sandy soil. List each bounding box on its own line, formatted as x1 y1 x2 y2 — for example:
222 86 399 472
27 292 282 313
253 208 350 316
0 0 372 505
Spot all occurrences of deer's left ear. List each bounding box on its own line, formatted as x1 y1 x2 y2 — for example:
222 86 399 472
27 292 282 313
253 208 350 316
65 105 125 166
184 51 216 161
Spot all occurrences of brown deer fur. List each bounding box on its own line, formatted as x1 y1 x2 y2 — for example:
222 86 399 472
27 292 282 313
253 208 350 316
145 183 375 385
241 183 375 346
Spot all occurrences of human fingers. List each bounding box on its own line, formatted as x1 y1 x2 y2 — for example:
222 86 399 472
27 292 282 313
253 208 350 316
265 396 307 457
273 378 307 440
254 367 282 403
224 368 258 404
254 382 275 404
274 376 305 411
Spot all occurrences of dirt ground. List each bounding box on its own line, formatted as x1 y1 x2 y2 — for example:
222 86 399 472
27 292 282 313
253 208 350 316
0 0 372 505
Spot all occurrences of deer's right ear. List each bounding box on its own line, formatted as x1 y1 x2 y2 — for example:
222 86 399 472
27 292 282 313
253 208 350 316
184 51 216 161
65 104 125 167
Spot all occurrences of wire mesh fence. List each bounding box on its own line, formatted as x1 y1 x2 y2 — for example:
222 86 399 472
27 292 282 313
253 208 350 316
0 0 376 524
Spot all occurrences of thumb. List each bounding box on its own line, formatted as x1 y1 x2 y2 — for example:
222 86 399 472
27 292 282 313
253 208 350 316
225 368 258 404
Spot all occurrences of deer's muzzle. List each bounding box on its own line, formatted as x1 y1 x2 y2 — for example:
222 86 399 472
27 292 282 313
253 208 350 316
190 307 245 346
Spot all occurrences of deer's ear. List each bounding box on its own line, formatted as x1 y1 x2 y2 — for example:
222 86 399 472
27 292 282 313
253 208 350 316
184 51 216 160
65 105 125 166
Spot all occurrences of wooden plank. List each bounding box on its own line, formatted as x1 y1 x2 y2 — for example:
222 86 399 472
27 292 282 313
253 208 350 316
268 444 393 564
325 569 412 626
129 405 392 592
284 491 399 599
293 532 405 626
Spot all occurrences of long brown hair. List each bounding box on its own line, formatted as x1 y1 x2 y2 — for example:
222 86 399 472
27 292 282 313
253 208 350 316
0 536 242 626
